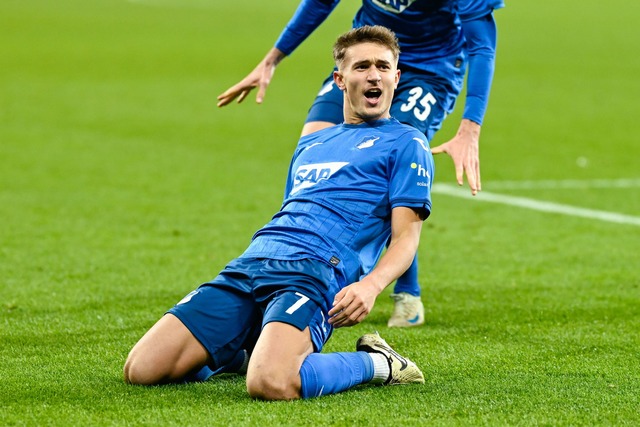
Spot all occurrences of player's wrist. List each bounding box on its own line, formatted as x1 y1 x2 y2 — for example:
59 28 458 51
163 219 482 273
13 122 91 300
459 119 481 136
266 47 286 66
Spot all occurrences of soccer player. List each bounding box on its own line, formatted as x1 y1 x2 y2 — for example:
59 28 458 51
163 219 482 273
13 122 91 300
124 26 432 400
217 0 504 328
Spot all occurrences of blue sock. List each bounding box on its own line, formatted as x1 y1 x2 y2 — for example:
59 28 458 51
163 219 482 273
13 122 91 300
211 349 248 375
182 349 248 383
393 253 420 296
299 352 374 398
183 365 215 383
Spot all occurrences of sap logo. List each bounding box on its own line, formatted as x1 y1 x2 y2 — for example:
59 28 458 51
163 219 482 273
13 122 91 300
371 0 417 13
357 136 379 149
291 162 349 195
411 162 431 180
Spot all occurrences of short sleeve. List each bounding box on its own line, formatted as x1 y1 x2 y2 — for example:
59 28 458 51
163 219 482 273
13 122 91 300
388 130 435 219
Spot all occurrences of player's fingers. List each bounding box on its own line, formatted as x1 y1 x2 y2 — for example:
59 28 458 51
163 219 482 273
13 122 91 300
470 157 481 194
345 306 369 327
430 144 445 155
456 164 464 186
217 82 244 100
216 88 230 101
216 92 234 107
330 298 363 327
328 292 348 317
466 162 478 195
328 304 341 317
468 175 478 195
256 85 268 104
332 308 362 328
236 89 251 104
330 310 352 327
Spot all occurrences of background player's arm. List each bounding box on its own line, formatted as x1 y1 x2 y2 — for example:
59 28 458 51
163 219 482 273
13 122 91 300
431 13 498 196
217 0 339 107
328 206 424 328
217 47 286 107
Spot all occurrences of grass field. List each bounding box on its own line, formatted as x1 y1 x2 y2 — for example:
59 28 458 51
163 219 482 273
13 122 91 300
1 0 639 425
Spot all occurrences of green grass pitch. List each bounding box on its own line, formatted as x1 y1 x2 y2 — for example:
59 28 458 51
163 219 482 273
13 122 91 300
1 0 639 425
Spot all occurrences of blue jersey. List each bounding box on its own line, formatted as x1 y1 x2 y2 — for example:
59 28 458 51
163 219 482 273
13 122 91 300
459 0 504 124
352 0 464 76
275 0 465 80
241 118 434 285
459 0 504 21
274 0 505 127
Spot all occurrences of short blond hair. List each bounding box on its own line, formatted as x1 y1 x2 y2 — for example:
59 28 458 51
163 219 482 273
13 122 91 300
333 25 400 68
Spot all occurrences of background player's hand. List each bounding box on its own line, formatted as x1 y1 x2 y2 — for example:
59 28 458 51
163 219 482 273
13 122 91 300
328 280 380 328
216 47 286 107
430 119 482 196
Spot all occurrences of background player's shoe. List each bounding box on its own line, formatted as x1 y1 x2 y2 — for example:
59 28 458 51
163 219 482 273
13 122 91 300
356 333 425 385
387 292 425 327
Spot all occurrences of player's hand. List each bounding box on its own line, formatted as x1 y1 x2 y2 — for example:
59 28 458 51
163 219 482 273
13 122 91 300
430 119 482 196
216 48 286 107
328 281 379 328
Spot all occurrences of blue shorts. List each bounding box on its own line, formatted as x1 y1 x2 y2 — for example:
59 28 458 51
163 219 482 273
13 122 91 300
167 257 338 369
305 68 463 141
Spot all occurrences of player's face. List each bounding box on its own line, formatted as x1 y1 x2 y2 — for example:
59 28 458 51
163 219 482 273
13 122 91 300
334 42 400 124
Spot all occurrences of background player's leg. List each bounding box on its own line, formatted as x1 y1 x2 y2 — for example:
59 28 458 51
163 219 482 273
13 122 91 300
387 74 455 327
388 254 425 327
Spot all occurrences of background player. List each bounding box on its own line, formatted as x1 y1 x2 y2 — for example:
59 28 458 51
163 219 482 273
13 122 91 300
125 26 431 400
217 0 504 327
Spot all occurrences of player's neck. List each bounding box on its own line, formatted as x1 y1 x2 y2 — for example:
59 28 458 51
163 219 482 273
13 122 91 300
344 112 391 125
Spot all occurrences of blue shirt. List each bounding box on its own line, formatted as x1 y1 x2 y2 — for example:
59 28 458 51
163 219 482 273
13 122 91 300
459 0 504 21
274 0 504 126
460 0 504 124
241 118 434 284
275 0 465 78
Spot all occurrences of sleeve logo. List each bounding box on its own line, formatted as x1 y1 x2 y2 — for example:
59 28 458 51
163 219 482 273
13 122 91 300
411 162 430 180
413 137 430 152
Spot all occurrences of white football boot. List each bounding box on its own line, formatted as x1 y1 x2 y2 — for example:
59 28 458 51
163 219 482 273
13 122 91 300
387 292 425 328
356 332 425 385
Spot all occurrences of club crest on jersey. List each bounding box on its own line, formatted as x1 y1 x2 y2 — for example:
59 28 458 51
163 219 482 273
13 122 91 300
291 162 349 195
357 136 380 149
371 0 417 13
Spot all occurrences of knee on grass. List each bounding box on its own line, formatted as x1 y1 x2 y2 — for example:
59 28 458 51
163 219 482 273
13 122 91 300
246 371 301 401
123 352 177 385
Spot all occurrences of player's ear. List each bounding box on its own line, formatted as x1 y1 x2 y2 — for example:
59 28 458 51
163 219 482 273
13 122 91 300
333 70 346 91
394 69 400 88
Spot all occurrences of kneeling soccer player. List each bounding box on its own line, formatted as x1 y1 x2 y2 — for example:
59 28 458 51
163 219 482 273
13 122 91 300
124 25 432 400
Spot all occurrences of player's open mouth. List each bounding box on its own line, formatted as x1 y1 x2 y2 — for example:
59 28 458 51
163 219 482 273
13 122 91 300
364 88 382 103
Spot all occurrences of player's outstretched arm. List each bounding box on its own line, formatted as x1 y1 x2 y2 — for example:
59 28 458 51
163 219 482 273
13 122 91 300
216 47 286 107
217 0 339 107
431 118 481 195
328 207 424 328
430 12 498 196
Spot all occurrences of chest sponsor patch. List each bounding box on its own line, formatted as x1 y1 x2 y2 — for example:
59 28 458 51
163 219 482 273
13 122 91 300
291 162 349 195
